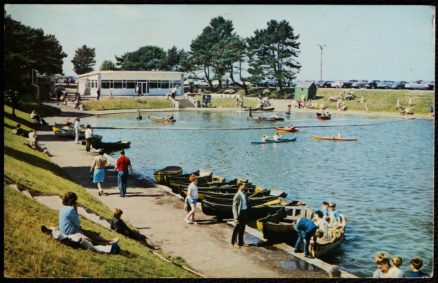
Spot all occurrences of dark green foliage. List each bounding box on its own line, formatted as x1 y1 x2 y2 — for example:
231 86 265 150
71 45 96 74
100 60 116 71
247 20 301 96
116 46 167 71
4 14 67 93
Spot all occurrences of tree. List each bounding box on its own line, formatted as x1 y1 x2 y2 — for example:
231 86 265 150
247 20 301 96
116 46 167 71
100 60 116 71
190 16 241 89
71 45 96 75
166 46 184 71
4 14 66 103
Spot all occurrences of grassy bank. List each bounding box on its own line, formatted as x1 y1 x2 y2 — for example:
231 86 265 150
3 104 196 278
83 97 173 111
209 97 258 108
314 88 434 114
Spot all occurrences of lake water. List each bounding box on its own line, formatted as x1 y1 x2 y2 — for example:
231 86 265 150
83 111 434 277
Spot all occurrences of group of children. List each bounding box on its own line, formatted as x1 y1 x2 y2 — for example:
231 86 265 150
312 201 342 240
373 251 429 278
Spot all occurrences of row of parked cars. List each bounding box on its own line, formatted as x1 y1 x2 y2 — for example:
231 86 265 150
316 80 434 90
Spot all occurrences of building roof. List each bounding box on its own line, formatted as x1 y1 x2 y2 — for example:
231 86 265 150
295 81 315 88
78 70 183 78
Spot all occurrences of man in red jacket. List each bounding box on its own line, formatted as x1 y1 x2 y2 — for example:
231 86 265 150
115 150 133 197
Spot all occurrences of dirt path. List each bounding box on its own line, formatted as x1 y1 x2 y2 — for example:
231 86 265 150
39 105 326 278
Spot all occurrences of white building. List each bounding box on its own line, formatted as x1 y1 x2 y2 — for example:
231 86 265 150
77 70 184 97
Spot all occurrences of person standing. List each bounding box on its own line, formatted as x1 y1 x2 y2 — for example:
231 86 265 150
74 117 81 144
184 174 198 224
136 84 141 97
373 252 393 278
407 256 429 278
84 125 93 152
293 214 319 258
115 150 132 198
97 88 101 100
90 149 108 196
389 255 404 278
231 183 251 248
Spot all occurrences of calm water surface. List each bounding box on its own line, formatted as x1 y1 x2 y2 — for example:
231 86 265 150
83 111 434 277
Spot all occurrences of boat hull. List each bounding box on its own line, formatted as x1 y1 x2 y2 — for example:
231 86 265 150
275 127 299 133
251 137 297 144
153 166 183 184
312 136 358 141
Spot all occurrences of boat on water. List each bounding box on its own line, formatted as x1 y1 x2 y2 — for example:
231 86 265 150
180 185 267 201
91 140 131 153
251 137 297 144
203 194 280 206
148 115 176 123
275 126 299 133
256 206 347 257
312 135 358 141
247 116 284 122
153 166 183 184
316 112 331 120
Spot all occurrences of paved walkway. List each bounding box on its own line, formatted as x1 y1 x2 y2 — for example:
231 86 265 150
38 105 326 278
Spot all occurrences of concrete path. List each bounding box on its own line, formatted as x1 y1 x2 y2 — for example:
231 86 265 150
38 106 326 278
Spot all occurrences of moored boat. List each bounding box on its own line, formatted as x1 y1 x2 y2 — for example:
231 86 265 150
153 166 183 184
148 115 176 123
311 135 358 141
91 140 131 153
52 126 102 141
251 137 297 144
316 112 331 120
247 116 284 122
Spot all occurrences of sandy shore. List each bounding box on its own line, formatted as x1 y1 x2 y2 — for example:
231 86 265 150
39 103 328 278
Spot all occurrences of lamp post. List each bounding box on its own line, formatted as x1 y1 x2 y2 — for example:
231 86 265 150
317 44 326 81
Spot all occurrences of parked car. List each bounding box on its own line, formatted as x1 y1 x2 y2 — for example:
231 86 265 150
316 80 325 88
405 80 432 90
330 80 344 88
352 80 369 88
367 80 380 89
342 80 357 88
391 81 407 89
323 81 334 88
376 80 394 89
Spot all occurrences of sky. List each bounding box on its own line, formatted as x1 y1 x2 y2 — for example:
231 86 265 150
5 4 436 81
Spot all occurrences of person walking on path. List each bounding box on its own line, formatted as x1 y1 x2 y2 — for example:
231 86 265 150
90 149 108 196
184 175 199 224
97 88 101 100
84 125 93 152
293 214 319 258
115 150 132 197
231 183 251 248
74 117 81 144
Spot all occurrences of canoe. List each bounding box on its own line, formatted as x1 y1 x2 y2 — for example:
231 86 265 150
311 135 358 142
91 140 131 153
153 166 183 184
148 115 176 123
316 112 331 120
275 127 299 133
251 137 297 144
244 106 275 112
163 170 200 187
247 116 284 121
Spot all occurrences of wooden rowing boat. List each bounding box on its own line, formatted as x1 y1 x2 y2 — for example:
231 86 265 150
91 140 131 153
309 214 347 258
52 127 102 141
275 127 299 133
179 185 259 200
204 195 279 206
316 112 331 120
201 198 304 219
148 115 176 123
247 116 284 121
153 166 183 184
311 135 358 141
251 137 297 144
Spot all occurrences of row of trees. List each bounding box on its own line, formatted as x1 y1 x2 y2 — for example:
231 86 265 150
95 16 302 96
5 14 67 103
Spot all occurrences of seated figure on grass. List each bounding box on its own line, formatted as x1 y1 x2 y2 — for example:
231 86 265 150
41 192 120 254
111 208 158 250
